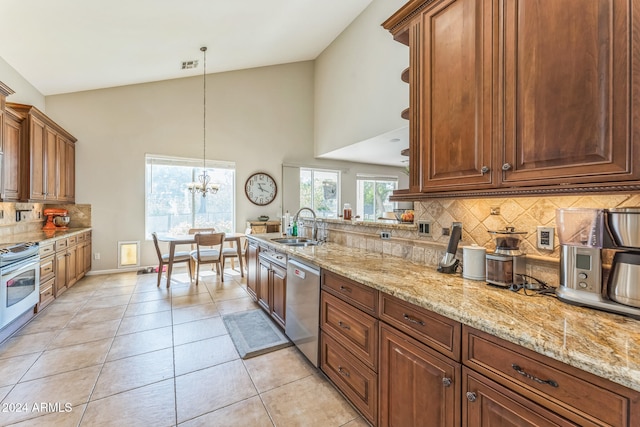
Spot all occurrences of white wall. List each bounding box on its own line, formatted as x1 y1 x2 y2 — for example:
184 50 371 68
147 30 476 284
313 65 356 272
45 61 405 271
0 57 45 109
314 0 408 156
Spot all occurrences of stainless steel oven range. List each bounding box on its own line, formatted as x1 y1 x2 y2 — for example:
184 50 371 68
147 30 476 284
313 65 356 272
0 242 40 330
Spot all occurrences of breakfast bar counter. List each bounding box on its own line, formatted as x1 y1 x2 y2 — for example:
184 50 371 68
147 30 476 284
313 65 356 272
249 233 640 393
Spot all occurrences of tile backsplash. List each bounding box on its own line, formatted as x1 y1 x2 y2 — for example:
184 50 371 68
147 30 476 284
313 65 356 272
318 193 640 286
0 202 91 240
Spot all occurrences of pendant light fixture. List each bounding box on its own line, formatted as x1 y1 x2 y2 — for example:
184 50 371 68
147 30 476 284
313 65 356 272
188 46 220 197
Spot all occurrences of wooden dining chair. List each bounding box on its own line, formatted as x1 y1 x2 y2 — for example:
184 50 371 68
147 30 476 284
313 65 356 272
221 233 248 278
188 228 217 275
190 232 225 285
151 232 192 288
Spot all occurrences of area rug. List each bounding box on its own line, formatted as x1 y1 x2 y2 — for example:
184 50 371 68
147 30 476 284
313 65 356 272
222 309 292 359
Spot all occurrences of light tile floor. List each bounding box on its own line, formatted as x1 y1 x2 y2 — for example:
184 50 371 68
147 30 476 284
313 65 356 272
0 268 369 426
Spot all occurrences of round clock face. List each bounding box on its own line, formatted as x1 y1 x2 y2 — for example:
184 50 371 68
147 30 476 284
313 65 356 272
245 172 277 206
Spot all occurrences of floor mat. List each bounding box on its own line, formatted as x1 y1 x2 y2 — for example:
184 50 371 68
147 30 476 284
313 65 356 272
222 309 291 359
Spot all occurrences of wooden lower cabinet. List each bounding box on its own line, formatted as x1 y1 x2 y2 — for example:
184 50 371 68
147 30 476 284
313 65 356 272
321 331 378 424
379 323 461 427
257 254 286 329
463 367 577 427
246 240 259 301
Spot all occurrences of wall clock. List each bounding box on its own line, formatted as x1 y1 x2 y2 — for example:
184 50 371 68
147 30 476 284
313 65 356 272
245 172 277 206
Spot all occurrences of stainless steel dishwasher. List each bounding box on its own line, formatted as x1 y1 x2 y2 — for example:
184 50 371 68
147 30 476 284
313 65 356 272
285 257 321 367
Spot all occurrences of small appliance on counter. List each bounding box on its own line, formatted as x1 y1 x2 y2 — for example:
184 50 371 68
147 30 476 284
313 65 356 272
438 222 462 274
556 207 640 318
42 208 70 231
485 227 527 287
462 244 486 280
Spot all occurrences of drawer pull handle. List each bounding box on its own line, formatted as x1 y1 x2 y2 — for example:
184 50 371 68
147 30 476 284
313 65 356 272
339 285 352 293
466 392 477 402
337 321 351 330
512 364 558 388
403 313 425 326
442 377 452 387
338 366 350 377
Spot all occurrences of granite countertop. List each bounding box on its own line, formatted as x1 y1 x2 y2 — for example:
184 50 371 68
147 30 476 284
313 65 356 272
2 228 92 246
250 233 640 392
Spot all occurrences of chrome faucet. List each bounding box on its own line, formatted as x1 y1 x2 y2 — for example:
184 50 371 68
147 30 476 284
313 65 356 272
293 207 318 241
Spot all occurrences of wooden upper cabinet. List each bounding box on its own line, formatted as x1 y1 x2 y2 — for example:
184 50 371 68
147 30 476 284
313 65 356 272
421 0 494 191
2 108 23 201
6 102 77 203
500 0 637 186
384 0 640 198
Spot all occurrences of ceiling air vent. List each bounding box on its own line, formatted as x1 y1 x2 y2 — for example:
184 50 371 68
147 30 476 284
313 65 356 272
181 60 199 70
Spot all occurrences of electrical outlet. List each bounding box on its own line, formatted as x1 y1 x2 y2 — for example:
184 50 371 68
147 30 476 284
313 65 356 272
442 227 450 236
537 226 554 250
490 206 501 215
94 252 101 260
380 231 391 240
417 220 432 236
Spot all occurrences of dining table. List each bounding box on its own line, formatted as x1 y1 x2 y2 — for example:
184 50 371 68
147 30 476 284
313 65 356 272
155 232 245 287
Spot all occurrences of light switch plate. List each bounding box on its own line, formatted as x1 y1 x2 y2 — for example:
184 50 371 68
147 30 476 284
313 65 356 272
537 226 554 250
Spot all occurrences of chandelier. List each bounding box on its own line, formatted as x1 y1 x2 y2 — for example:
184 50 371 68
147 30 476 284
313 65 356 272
188 46 220 197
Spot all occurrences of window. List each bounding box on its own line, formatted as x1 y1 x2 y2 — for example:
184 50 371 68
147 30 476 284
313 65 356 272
356 175 397 221
300 168 340 218
145 155 235 237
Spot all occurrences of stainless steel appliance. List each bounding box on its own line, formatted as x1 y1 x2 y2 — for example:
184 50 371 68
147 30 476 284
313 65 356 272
285 257 321 367
438 222 462 273
556 207 640 318
486 227 526 287
0 242 40 329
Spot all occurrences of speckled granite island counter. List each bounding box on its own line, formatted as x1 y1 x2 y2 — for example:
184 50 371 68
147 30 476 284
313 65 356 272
249 233 640 393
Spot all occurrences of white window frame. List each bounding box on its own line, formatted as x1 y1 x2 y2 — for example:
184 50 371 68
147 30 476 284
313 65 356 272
356 174 398 221
145 154 236 238
300 167 341 219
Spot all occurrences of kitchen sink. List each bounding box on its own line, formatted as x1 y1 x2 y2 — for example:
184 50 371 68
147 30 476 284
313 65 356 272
271 237 318 247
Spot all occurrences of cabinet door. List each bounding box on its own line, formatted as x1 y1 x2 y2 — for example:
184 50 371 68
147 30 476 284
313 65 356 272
258 258 270 312
271 263 286 328
420 0 494 191
2 112 21 200
83 238 92 274
30 116 46 199
45 127 57 200
500 0 637 186
246 242 259 301
379 324 461 427
463 367 578 427
66 246 78 288
55 252 68 297
65 140 75 202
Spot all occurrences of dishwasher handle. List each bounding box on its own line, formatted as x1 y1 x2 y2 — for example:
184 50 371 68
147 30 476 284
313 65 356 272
287 258 320 278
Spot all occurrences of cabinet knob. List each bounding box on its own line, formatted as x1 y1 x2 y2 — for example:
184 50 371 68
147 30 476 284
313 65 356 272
466 391 477 402
501 163 512 171
480 166 489 174
442 377 452 387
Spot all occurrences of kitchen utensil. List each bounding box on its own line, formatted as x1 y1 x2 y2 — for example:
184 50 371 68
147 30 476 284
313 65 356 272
488 227 526 255
438 223 462 274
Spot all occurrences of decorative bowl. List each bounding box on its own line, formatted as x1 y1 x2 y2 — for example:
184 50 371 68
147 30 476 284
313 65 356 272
258 215 269 221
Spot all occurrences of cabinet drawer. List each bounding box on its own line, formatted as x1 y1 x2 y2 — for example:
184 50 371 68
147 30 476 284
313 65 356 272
463 326 633 427
39 242 55 257
321 331 377 425
40 256 55 280
322 270 378 315
67 235 77 246
39 277 55 310
55 239 68 251
84 231 92 241
321 291 378 370
463 366 578 427
76 233 85 243
380 292 461 361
